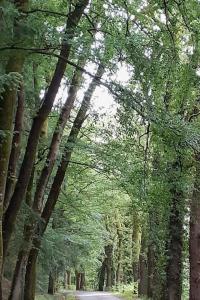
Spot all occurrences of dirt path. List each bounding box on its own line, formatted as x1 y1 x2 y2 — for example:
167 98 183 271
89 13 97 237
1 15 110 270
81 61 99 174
76 291 121 300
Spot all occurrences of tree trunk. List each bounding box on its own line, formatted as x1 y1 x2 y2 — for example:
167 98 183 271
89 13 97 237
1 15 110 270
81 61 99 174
67 270 71 288
23 63 104 300
3 0 89 256
98 260 106 291
40 63 104 234
64 270 71 289
138 233 148 297
105 245 113 291
32 53 89 214
132 213 142 283
146 153 164 299
8 250 28 300
4 85 24 212
147 243 155 299
8 220 35 300
8 166 35 300
138 252 148 297
116 215 123 286
189 153 200 300
23 248 38 300
75 271 81 291
0 1 28 297
165 162 184 300
9 51 90 298
48 271 56 295
80 273 85 290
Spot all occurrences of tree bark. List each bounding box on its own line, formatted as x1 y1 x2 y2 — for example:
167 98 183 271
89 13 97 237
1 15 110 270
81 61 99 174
116 239 122 285
24 247 38 300
4 85 24 212
23 63 104 300
64 270 71 289
138 252 148 297
132 213 142 283
116 224 123 285
138 233 148 297
165 161 184 300
32 54 88 214
8 52 90 298
75 271 81 291
80 273 85 290
189 153 200 300
36 63 104 232
0 1 28 297
48 271 57 295
98 259 106 291
147 243 155 298
8 249 28 300
3 0 89 256
147 154 165 299
8 168 35 300
67 270 71 288
105 244 113 291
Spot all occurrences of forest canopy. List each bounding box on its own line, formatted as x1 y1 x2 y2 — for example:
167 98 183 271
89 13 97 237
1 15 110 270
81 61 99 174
0 0 200 300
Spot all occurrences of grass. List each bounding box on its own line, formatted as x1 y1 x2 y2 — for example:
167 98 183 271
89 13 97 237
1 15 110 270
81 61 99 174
36 296 55 300
113 283 144 300
118 290 145 300
35 292 76 300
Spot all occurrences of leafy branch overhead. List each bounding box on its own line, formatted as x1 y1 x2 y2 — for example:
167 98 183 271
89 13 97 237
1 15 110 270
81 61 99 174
0 1 200 300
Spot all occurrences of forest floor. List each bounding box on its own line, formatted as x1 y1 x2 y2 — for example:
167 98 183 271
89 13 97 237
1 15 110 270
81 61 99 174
36 291 120 300
116 291 140 300
116 293 142 300
113 284 141 300
35 290 142 300
36 291 75 300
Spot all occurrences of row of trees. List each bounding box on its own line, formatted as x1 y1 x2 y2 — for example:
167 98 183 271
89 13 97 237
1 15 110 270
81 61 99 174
1 0 200 299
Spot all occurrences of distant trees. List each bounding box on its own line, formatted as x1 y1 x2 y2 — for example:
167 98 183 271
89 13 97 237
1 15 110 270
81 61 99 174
1 0 200 299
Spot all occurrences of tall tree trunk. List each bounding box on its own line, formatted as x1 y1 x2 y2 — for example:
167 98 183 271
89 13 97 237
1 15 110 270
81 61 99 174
165 161 184 300
4 85 24 212
35 63 104 231
189 153 200 300
23 63 104 300
3 0 89 256
64 270 71 289
147 243 155 298
9 52 90 298
8 168 35 300
75 271 81 291
138 233 148 297
116 221 123 285
8 249 28 300
138 252 148 297
132 213 142 283
67 270 71 289
147 154 165 299
32 53 89 213
48 270 58 295
24 248 38 300
0 1 28 297
116 237 122 285
80 273 85 290
105 244 113 291
98 260 106 291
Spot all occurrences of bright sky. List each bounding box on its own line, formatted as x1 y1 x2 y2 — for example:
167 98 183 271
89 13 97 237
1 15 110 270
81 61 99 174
73 62 132 116
92 63 132 113
50 26 132 116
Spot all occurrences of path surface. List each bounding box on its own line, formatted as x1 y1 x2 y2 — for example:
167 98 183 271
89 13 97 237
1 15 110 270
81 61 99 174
76 291 121 300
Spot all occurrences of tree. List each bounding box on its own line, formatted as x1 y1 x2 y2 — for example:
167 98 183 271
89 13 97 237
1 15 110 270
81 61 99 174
1 1 200 299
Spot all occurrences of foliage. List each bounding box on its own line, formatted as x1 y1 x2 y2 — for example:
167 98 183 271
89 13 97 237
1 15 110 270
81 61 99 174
1 0 200 299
